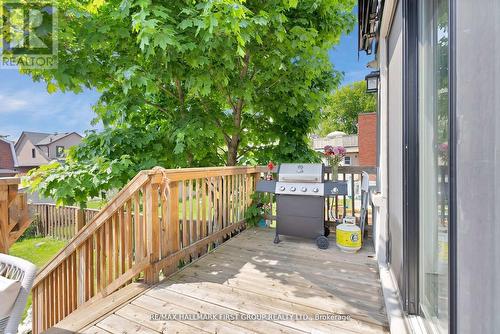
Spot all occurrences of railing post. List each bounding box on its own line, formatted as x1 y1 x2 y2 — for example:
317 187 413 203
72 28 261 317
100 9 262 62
0 184 9 253
145 181 160 283
75 208 85 234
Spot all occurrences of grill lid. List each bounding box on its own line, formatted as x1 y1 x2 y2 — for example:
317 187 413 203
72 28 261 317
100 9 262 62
278 163 323 183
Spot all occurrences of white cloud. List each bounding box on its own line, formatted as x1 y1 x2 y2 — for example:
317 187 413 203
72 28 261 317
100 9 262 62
0 94 29 113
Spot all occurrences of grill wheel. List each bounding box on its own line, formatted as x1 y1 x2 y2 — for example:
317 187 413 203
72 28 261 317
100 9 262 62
316 236 329 249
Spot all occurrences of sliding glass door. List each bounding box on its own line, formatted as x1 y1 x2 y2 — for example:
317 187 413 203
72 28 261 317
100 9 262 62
418 0 450 332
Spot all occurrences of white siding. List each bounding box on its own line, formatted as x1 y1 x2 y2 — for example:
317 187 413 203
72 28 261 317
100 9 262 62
456 0 500 332
386 0 404 290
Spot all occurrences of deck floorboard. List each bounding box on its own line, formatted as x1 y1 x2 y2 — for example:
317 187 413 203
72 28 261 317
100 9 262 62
55 228 389 334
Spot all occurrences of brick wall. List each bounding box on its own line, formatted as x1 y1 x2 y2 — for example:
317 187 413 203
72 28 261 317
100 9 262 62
358 113 377 166
0 140 15 170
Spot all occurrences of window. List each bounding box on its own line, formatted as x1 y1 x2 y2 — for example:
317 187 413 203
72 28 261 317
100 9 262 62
418 0 449 332
31 148 36 158
344 156 351 165
56 146 65 158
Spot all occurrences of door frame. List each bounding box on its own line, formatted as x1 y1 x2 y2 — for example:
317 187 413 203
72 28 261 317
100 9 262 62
401 0 457 332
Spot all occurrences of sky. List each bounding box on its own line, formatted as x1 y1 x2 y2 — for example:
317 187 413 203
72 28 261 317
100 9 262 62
0 24 372 142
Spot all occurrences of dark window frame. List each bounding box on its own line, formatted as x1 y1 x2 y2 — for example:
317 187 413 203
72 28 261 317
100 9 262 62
401 0 457 332
56 146 65 158
402 0 420 315
31 148 36 158
448 0 457 332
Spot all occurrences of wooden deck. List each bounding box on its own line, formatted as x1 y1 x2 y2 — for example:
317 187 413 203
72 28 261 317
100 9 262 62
53 228 389 334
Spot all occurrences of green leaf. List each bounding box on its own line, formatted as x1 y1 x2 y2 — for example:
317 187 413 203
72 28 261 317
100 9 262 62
47 82 57 94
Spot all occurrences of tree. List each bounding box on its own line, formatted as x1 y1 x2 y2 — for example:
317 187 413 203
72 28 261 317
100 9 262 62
26 0 356 206
318 80 376 135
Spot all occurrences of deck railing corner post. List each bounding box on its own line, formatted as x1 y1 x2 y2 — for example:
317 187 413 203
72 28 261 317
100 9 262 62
75 208 85 234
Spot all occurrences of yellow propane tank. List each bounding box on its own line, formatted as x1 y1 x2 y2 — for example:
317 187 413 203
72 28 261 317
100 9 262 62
336 216 361 253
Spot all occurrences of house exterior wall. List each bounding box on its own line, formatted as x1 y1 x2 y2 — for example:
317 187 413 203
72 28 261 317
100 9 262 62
15 135 49 167
456 0 500 332
372 0 500 332
45 133 82 159
0 140 15 170
358 113 377 166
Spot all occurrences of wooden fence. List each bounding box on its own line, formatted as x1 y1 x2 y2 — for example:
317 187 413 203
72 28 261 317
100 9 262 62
30 203 99 240
0 178 31 253
31 166 260 333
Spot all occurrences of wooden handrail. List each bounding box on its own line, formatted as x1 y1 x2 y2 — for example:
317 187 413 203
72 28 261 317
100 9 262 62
32 166 261 333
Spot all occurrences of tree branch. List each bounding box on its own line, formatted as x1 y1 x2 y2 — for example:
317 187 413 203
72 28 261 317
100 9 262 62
143 100 169 113
158 83 177 100
200 100 232 143
175 78 185 113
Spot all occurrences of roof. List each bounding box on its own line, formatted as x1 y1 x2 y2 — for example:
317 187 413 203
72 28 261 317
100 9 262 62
15 131 51 149
15 131 82 148
326 131 347 138
36 132 81 145
0 168 17 175
0 137 19 167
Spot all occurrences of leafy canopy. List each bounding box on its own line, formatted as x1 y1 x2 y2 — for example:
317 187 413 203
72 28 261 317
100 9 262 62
318 80 376 135
26 0 355 206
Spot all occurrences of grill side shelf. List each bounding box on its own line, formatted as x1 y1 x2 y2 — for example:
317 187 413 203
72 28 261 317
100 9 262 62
255 180 276 193
323 181 348 196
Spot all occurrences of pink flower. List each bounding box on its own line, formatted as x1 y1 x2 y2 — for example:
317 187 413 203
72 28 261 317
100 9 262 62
323 145 345 157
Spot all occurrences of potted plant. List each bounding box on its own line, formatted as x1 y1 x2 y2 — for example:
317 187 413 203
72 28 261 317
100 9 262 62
323 145 346 180
245 192 272 227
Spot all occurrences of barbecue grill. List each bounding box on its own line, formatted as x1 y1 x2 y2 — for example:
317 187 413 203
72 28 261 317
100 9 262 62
256 163 348 249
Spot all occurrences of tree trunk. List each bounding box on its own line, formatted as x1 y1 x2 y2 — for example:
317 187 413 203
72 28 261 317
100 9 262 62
226 137 239 166
225 51 249 166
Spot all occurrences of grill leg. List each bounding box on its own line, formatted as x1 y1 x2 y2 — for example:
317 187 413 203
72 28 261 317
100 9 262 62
274 232 281 244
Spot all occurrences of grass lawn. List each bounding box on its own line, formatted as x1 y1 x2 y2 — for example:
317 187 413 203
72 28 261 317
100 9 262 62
9 237 66 319
86 199 107 210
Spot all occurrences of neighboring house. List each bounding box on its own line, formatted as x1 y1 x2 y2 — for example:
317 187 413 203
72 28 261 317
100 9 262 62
14 132 83 173
312 113 378 167
0 137 18 177
312 131 359 166
357 113 377 166
359 0 499 333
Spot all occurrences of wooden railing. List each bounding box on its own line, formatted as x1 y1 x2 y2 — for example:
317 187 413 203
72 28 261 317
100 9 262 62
31 166 260 333
0 177 31 253
30 203 99 240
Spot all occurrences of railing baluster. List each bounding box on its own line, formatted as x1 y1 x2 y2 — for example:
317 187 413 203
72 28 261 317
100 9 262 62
189 179 194 244
195 179 201 242
181 180 188 248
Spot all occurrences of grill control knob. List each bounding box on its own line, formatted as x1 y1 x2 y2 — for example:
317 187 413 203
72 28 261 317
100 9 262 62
301 187 307 192
313 187 319 193
279 186 285 191
290 186 296 192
